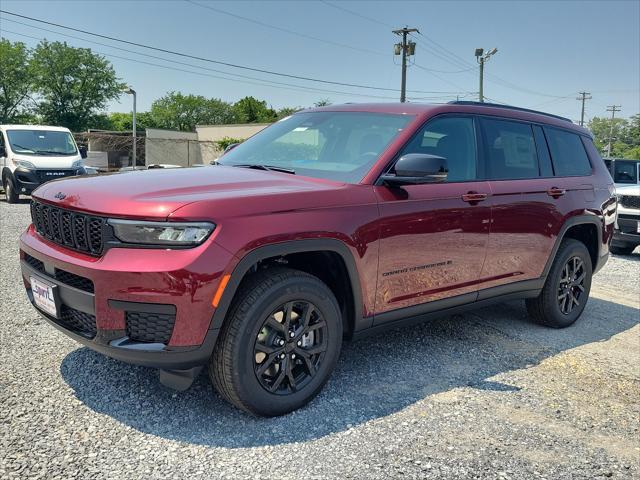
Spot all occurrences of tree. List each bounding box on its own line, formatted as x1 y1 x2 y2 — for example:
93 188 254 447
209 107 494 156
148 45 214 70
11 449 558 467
588 114 640 158
587 116 628 154
30 41 124 131
233 96 277 123
314 99 332 107
0 39 34 123
276 106 303 119
150 92 235 131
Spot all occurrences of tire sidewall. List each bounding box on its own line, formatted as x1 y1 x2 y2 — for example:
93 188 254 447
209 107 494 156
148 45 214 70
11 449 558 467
546 241 593 327
4 178 17 203
230 275 342 416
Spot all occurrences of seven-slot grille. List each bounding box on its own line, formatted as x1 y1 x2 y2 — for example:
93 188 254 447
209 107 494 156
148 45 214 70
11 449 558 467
619 195 640 210
31 201 105 255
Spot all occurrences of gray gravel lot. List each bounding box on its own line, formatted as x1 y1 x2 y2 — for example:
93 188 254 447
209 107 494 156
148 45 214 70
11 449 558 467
1 199 639 479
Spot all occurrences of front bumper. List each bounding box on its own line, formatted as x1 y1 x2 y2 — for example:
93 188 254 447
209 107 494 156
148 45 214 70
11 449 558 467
613 213 640 247
20 225 233 369
13 167 83 195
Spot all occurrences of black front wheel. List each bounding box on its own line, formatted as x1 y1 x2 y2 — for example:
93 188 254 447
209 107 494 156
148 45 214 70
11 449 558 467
3 178 19 203
526 239 593 328
210 267 342 416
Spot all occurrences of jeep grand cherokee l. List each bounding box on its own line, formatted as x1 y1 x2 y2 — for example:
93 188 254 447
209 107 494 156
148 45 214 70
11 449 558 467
20 102 616 416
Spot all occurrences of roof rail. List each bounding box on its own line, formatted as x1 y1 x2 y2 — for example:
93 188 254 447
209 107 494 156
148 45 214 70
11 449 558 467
447 101 573 123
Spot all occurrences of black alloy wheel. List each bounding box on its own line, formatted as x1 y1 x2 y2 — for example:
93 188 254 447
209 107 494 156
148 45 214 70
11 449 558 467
557 256 587 315
253 300 327 394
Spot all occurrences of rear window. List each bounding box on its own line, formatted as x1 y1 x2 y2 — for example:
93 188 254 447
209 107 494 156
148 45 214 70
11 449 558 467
613 161 639 184
481 118 539 180
544 127 592 177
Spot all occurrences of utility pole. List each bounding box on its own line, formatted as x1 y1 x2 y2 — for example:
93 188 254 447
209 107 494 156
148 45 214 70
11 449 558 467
475 48 498 103
393 27 418 102
605 105 621 157
576 91 592 126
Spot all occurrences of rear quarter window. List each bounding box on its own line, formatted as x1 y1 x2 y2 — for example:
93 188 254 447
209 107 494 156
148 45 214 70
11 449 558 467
544 127 592 177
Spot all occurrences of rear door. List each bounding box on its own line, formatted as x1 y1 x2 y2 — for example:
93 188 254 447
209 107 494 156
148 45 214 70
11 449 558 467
478 117 565 294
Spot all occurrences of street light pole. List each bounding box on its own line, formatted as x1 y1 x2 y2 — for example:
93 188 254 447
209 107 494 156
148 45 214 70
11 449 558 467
123 87 137 169
475 48 498 103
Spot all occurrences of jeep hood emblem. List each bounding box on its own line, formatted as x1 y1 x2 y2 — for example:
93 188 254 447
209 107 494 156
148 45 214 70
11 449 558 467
54 192 66 200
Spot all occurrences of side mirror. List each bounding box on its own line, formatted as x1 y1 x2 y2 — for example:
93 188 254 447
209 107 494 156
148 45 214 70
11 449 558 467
381 154 448 186
0 145 6 157
79 145 88 159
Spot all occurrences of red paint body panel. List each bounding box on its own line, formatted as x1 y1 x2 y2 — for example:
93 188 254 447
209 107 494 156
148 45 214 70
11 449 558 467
19 103 615 359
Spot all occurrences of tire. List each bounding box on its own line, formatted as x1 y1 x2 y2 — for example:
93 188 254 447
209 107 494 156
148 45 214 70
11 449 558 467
610 244 636 256
526 238 592 328
209 267 342 416
3 177 19 203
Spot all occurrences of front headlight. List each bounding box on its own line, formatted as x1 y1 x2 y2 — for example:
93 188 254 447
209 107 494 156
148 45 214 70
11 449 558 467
72 159 83 169
108 220 215 246
14 159 36 169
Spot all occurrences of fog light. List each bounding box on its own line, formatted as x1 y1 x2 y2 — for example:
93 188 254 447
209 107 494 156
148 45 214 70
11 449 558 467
21 188 26 192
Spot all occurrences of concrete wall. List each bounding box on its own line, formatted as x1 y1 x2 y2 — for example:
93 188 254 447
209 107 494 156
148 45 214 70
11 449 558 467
195 123 270 142
145 128 200 167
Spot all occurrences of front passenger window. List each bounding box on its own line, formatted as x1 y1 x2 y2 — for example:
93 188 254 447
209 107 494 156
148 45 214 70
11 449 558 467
398 116 477 182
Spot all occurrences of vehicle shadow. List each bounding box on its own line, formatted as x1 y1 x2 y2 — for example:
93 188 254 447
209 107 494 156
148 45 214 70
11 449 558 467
60 297 638 448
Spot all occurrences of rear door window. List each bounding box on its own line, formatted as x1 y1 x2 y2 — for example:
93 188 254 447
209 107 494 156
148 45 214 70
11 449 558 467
544 127 592 177
480 118 539 180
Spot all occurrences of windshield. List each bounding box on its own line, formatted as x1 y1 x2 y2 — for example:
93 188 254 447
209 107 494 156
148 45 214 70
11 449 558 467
613 160 639 184
218 111 414 183
7 129 78 156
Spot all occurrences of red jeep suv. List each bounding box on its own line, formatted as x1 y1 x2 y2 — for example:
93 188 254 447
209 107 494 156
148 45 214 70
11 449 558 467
20 102 616 416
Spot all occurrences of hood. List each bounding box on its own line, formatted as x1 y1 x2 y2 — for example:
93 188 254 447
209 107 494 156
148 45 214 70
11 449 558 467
615 184 640 196
32 165 348 219
12 153 81 169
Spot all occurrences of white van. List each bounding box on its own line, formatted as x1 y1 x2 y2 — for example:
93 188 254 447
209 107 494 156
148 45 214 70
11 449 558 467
0 125 86 203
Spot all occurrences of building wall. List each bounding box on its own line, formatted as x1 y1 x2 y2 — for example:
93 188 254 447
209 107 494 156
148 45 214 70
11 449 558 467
195 124 270 142
145 128 200 167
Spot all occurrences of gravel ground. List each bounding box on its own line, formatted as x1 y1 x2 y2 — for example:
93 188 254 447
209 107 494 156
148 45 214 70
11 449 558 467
1 199 639 480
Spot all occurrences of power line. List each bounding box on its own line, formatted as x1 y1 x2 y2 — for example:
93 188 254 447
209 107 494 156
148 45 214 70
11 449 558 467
1 19 403 98
185 0 386 57
319 0 393 28
0 9 457 95
0 29 409 101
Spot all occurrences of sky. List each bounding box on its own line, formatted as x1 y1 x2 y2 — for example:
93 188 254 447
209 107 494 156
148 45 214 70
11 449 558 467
0 0 638 123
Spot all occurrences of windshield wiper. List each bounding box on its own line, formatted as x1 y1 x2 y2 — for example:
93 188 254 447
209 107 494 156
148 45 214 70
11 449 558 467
232 164 296 175
10 143 36 153
34 150 72 156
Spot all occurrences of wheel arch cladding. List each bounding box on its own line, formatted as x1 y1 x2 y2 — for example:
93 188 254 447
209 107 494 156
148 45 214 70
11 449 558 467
210 239 363 337
544 216 602 276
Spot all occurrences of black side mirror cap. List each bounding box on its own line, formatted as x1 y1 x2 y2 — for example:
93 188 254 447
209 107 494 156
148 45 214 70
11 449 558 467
79 145 88 159
0 146 6 157
382 153 448 186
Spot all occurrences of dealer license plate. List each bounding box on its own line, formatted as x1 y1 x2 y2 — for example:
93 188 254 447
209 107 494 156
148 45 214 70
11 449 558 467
30 276 58 318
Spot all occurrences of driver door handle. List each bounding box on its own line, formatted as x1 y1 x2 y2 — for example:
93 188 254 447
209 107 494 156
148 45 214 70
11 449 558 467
547 187 566 198
462 192 488 204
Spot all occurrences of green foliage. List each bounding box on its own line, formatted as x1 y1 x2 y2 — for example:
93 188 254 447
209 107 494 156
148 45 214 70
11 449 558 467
215 136 245 151
233 96 277 123
624 146 640 160
30 41 124 131
587 114 640 159
314 99 332 107
276 106 303 119
150 91 235 131
0 39 34 123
